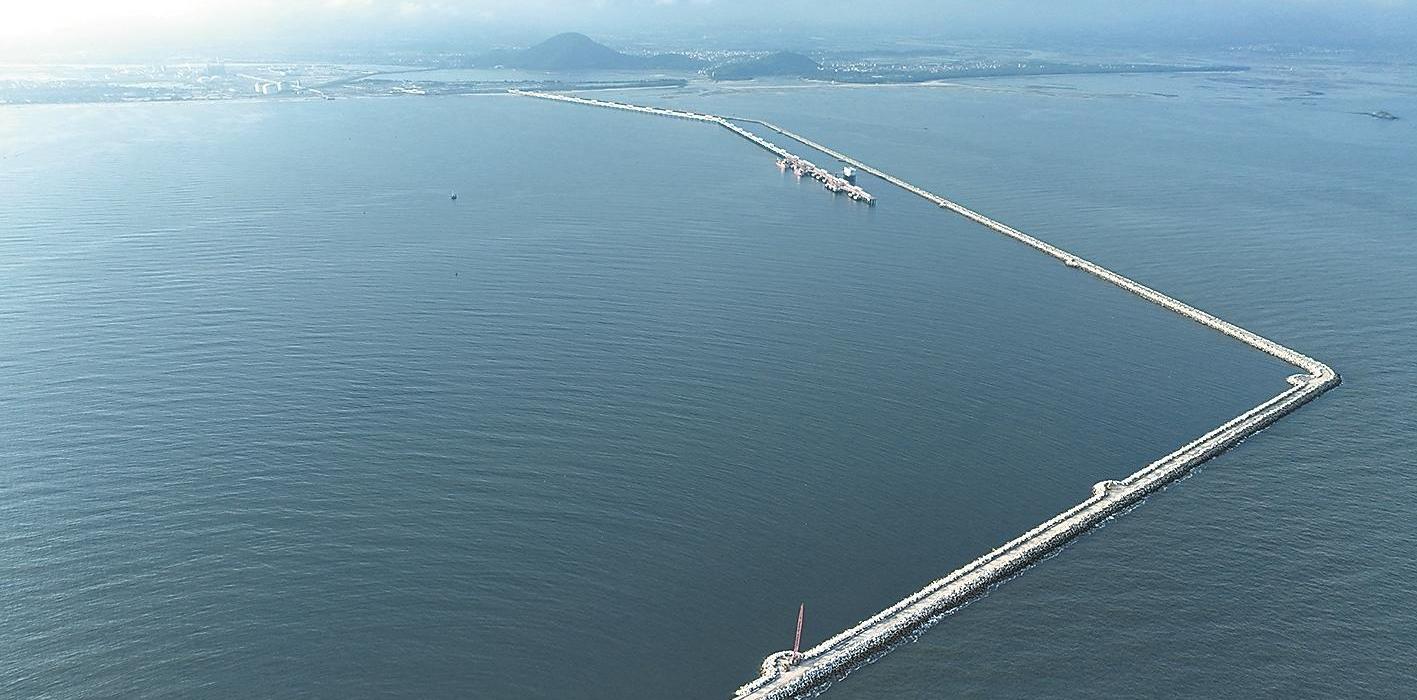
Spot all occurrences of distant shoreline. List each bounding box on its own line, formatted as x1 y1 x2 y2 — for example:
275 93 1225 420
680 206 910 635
0 63 1257 108
0 77 689 107
820 63 1248 84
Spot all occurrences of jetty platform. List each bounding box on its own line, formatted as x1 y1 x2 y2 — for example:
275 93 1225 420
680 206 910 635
509 88 1339 700
510 90 874 204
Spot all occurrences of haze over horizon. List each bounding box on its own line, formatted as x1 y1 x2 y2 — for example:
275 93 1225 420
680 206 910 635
4 0 1415 695
4 0 1417 60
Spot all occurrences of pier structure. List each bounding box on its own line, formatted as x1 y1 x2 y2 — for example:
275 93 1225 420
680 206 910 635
510 90 874 204
508 89 1339 700
775 154 875 204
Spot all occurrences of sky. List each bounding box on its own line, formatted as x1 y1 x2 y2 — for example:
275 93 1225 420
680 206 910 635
2 0 1415 58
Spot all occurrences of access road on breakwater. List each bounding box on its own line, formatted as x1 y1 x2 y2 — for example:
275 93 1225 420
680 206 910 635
510 90 874 203
508 89 1339 700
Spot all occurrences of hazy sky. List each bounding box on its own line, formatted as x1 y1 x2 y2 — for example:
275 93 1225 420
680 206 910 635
3 0 1416 57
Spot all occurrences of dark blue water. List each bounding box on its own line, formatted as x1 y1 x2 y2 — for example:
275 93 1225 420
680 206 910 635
618 56 1417 696
1 55 1412 699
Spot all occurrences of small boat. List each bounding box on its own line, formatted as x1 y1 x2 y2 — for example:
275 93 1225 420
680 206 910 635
450 192 458 200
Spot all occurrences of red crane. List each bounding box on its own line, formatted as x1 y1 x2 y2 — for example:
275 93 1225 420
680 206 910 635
792 603 805 662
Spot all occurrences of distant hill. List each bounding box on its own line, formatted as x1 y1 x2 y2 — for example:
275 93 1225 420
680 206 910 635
709 52 822 80
471 33 702 71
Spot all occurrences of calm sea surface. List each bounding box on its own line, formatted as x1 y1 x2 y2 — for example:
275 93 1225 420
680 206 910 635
2 55 1414 698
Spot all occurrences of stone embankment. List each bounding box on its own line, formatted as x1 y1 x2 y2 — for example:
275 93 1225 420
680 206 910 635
508 89 1338 700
